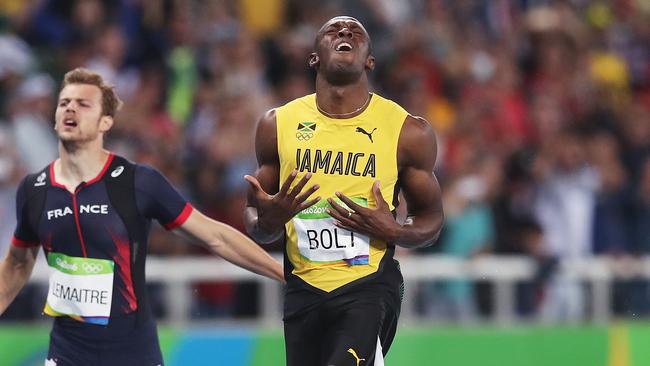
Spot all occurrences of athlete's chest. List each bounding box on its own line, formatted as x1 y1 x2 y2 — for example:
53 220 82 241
294 119 386 146
285 120 395 179
38 184 129 255
43 185 111 222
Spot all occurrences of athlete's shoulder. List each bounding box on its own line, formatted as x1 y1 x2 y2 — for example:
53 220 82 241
15 163 51 210
402 114 436 146
277 93 316 110
133 163 165 182
370 93 408 114
132 163 178 199
19 161 53 195
398 114 437 169
100 154 138 184
273 94 315 120
24 164 50 187
107 154 138 170
405 114 434 132
258 108 277 126
258 92 313 131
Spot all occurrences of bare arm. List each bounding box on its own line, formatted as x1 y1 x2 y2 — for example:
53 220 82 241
244 110 320 243
0 245 39 314
394 116 444 248
244 110 284 243
174 210 284 282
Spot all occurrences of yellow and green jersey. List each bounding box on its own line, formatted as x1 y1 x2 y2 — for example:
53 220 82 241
275 93 408 293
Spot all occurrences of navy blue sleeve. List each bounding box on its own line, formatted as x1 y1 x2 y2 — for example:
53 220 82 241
12 176 40 248
134 165 193 230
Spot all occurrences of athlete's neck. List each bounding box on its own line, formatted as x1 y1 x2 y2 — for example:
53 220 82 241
55 142 110 190
315 74 370 118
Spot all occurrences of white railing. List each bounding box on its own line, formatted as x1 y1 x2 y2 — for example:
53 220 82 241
26 255 643 326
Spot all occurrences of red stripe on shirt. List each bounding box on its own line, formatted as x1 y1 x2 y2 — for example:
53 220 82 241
109 230 137 312
85 153 114 185
163 203 193 230
50 153 115 188
72 190 88 257
11 236 39 248
49 163 66 189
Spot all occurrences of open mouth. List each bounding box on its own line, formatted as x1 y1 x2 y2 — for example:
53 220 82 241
63 119 78 127
335 42 353 52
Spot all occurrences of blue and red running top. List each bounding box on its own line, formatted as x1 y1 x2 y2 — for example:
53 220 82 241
11 153 193 324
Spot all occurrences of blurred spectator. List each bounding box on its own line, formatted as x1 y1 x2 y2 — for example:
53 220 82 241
492 148 556 317
533 128 599 322
26 0 108 46
9 73 58 172
0 26 34 78
628 157 650 255
166 2 197 126
0 126 20 250
85 24 140 99
0 125 46 321
423 156 498 323
0 26 35 113
589 132 628 255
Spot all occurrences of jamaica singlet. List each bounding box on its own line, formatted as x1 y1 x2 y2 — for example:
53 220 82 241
275 93 407 316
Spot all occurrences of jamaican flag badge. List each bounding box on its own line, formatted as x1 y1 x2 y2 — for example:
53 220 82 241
296 121 316 141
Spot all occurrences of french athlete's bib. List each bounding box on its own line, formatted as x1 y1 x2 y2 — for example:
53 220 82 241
293 198 370 266
44 252 114 325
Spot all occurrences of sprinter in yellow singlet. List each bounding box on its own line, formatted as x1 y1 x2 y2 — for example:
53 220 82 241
244 16 444 366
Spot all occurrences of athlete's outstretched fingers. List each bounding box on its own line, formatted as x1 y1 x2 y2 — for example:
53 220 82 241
295 184 320 204
371 180 388 208
278 170 298 196
331 215 366 236
327 198 350 217
334 192 367 214
327 209 355 228
288 172 312 200
326 199 360 226
297 196 322 211
244 175 269 197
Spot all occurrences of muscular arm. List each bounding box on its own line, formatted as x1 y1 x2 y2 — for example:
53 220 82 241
244 110 283 243
394 115 444 248
175 210 284 282
0 245 39 314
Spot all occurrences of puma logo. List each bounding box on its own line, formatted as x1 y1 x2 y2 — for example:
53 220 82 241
355 127 377 143
347 348 366 366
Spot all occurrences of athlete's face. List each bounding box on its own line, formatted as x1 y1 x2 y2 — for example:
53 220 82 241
311 16 374 85
54 84 113 144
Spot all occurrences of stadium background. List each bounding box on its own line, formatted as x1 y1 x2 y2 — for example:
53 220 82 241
1 0 650 365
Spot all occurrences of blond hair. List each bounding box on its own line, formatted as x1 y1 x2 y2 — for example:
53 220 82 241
62 68 123 117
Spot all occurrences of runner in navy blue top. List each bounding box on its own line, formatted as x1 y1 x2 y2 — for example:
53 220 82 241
0 68 284 366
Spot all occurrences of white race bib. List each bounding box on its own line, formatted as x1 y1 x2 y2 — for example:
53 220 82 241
44 252 114 325
293 198 370 266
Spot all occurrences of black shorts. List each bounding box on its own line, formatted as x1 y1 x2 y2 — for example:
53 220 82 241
46 315 163 366
284 290 400 366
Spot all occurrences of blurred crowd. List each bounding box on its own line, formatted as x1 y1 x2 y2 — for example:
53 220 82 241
0 0 649 323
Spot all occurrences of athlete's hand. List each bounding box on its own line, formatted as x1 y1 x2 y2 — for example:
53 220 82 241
245 171 321 233
326 180 401 243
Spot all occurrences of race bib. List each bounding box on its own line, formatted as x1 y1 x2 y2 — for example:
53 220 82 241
293 198 370 266
44 252 114 325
